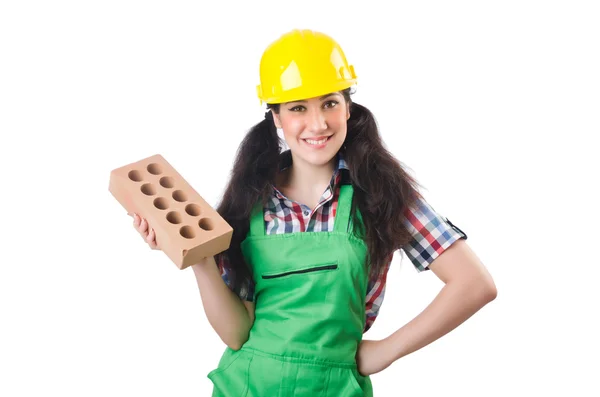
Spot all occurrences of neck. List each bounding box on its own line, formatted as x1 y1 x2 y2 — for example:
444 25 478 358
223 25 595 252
286 152 337 195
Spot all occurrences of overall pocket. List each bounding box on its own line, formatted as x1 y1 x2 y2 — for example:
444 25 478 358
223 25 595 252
207 349 253 397
261 263 338 280
347 368 365 395
207 351 239 379
349 368 373 397
323 367 367 397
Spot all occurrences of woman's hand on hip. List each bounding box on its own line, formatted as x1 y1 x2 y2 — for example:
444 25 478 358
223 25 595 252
356 338 395 376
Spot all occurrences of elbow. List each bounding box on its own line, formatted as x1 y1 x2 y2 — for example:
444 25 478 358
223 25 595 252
485 280 498 302
453 272 497 308
223 330 251 351
227 342 244 351
214 309 254 351
473 275 497 305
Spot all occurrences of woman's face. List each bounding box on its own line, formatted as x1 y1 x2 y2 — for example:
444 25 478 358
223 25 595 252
273 92 350 167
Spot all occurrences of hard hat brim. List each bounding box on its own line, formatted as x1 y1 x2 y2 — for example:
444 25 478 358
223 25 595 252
258 80 357 105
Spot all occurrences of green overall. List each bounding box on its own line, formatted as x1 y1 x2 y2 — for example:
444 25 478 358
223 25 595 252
208 184 374 396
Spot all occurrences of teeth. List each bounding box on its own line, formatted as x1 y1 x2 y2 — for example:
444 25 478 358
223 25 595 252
305 137 328 145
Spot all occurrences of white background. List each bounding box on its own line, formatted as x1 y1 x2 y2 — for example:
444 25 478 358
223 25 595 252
1 1 598 396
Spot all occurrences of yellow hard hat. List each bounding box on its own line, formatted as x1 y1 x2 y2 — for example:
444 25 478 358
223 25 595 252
256 29 357 104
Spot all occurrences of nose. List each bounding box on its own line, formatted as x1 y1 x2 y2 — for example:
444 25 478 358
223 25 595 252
306 108 327 133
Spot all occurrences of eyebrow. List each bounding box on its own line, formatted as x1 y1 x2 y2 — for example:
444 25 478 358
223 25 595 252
286 93 339 104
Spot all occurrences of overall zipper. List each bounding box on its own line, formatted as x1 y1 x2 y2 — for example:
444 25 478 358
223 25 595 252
262 264 338 279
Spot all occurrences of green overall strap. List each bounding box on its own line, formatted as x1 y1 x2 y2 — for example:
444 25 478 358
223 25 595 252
249 200 266 237
334 184 353 233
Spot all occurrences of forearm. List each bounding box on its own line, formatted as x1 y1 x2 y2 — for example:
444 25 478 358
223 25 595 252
387 278 496 361
191 257 253 350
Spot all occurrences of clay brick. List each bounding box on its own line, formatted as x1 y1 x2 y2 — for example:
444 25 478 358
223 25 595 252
109 154 233 270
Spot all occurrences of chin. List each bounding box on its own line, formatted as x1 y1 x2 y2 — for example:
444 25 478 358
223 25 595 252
301 150 340 167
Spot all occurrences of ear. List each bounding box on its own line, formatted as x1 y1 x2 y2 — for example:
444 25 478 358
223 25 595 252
346 102 351 120
273 111 282 129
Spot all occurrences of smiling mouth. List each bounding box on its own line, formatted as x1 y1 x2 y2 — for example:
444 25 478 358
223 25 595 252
303 136 331 145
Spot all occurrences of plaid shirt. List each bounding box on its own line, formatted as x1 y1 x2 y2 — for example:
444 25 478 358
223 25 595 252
217 151 468 333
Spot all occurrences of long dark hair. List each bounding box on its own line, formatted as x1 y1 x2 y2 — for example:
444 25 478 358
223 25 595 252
215 88 425 298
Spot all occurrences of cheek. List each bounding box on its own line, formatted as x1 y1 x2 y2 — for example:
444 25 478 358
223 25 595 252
280 119 302 136
328 114 348 134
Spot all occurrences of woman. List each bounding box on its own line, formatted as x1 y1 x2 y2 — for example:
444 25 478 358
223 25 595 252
131 29 497 396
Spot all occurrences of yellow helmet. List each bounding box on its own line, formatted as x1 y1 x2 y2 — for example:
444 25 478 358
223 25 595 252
256 29 357 104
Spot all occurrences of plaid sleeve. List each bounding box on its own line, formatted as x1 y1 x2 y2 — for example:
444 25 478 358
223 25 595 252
216 254 255 302
401 198 468 272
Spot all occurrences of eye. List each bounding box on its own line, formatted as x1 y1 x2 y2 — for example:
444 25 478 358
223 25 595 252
323 100 338 109
289 105 305 112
